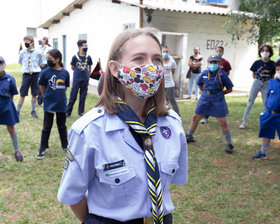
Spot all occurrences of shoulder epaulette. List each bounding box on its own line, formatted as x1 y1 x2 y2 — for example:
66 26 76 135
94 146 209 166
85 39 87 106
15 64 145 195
71 107 105 134
168 109 182 124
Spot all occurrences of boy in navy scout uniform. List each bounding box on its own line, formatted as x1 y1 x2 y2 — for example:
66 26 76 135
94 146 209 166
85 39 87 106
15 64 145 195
252 60 280 160
58 28 187 224
186 54 234 153
0 57 23 162
66 40 92 117
37 49 70 159
17 35 42 118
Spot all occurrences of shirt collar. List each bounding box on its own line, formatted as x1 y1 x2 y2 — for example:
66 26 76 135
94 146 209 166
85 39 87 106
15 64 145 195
105 113 171 133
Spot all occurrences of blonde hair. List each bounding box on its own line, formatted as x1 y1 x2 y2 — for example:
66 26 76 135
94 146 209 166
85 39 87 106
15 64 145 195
96 28 169 117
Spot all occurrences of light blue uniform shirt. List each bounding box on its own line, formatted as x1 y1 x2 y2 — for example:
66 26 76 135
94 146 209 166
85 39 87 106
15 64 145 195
38 45 52 65
57 107 188 221
19 48 42 73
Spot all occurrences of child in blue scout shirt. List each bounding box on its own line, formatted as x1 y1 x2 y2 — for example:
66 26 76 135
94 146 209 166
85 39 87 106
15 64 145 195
0 57 23 162
57 28 188 224
66 40 93 117
186 54 234 153
37 49 70 159
239 44 275 129
17 35 42 118
252 60 280 160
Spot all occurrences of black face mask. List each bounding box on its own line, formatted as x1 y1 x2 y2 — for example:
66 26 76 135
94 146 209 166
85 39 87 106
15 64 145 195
38 40 42 45
25 42 30 48
47 60 55 67
82 47 88 53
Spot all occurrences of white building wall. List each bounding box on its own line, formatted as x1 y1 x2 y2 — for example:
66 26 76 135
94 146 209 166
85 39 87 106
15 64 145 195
226 0 240 11
144 10 257 91
48 0 139 74
0 0 73 65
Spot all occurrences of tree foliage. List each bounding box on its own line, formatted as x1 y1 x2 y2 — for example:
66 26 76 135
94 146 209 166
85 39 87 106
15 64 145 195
224 0 280 46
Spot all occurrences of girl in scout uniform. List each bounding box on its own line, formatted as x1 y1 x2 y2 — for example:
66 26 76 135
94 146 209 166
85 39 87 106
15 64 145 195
57 28 188 224
186 54 234 153
37 49 69 159
0 56 23 162
252 60 280 160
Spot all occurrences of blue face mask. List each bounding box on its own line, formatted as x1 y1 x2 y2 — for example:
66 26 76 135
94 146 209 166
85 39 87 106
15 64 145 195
208 64 219 72
162 53 169 59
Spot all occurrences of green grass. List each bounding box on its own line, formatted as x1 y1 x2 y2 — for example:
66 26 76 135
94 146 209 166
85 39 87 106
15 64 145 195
1 69 280 224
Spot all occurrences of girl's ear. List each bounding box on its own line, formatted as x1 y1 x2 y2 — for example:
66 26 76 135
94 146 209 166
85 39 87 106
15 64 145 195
108 60 119 78
54 57 60 65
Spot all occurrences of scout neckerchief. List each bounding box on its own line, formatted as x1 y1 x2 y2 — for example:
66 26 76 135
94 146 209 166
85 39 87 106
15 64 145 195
203 69 224 90
75 53 88 71
115 100 164 224
27 48 34 69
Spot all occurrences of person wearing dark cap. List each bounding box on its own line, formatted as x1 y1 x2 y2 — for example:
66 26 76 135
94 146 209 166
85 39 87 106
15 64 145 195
0 56 23 162
186 54 234 153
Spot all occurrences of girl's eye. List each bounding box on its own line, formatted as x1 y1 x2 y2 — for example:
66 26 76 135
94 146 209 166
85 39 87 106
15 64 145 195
154 57 162 63
134 57 143 62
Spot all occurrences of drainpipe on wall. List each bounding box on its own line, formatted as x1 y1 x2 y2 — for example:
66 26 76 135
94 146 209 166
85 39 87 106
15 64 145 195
139 0 143 28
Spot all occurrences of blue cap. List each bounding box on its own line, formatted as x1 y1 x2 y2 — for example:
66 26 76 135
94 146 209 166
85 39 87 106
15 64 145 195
0 56 5 63
208 54 220 62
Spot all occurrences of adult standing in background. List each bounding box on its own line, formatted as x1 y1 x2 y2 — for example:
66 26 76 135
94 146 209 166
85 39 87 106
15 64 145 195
216 46 232 76
186 47 203 100
37 37 52 106
66 40 93 117
162 44 180 116
239 44 275 129
17 35 42 118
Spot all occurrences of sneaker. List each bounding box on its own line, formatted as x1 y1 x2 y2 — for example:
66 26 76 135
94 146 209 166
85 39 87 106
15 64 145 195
200 117 208 124
79 113 84 117
15 151 23 162
186 96 191 100
239 121 246 129
37 149 46 159
186 134 195 143
252 151 267 160
224 143 234 154
31 110 38 118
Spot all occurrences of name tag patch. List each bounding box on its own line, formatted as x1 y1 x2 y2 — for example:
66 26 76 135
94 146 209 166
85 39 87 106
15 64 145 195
103 160 125 171
105 167 129 177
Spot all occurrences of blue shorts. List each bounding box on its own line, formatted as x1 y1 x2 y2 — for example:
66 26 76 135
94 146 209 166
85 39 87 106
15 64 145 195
19 72 40 97
0 98 19 125
259 111 280 139
195 97 228 118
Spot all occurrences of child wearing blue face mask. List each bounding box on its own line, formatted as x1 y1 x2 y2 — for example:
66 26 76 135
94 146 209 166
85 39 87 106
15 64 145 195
186 54 235 153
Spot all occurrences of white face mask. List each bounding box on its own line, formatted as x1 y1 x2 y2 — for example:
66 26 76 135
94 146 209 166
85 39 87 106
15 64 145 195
276 73 280 80
261 51 270 58
0 64 5 72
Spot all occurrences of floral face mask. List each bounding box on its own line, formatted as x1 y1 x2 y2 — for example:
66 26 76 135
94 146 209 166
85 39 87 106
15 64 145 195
117 63 164 98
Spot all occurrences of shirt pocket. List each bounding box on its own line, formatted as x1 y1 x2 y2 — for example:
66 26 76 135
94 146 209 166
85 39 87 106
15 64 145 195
97 167 139 207
160 162 179 191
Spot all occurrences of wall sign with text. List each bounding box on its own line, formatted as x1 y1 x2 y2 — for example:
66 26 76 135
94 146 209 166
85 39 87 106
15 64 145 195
206 40 224 50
